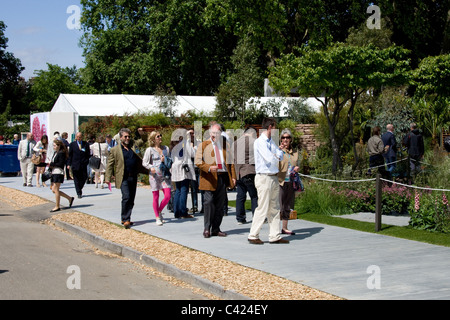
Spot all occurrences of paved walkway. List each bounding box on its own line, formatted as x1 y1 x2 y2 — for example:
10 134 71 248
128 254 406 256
2 176 449 300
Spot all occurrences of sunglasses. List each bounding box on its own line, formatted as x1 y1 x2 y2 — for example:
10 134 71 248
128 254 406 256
122 135 131 139
156 135 162 138
281 136 291 139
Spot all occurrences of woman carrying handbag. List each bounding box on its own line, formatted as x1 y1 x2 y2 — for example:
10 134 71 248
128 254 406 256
49 140 74 212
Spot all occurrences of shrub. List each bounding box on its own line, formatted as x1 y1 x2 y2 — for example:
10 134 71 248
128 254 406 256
296 181 352 215
409 190 450 233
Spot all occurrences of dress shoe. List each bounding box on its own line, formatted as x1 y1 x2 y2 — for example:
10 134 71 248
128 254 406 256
282 229 296 235
123 221 132 229
270 238 290 244
181 214 194 219
211 231 227 237
248 238 264 245
203 230 211 238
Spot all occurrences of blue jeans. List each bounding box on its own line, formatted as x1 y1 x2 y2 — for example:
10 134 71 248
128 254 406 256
174 179 190 218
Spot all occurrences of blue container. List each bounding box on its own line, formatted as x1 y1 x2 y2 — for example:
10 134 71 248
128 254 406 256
0 145 20 173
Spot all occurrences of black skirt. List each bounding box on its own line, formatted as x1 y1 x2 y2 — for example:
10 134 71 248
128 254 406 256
51 174 64 183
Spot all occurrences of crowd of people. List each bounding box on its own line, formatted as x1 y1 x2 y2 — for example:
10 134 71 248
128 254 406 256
11 117 301 244
367 122 425 181
9 118 428 244
102 118 300 244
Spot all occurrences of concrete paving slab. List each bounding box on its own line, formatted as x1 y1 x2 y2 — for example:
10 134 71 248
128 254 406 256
1 175 449 300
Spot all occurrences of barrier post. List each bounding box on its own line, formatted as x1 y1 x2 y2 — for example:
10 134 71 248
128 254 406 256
375 173 382 231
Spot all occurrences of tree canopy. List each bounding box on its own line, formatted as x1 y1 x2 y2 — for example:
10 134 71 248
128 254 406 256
269 43 412 173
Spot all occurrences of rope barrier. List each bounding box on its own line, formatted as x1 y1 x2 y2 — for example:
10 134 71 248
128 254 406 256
298 172 449 192
298 173 376 183
379 178 450 192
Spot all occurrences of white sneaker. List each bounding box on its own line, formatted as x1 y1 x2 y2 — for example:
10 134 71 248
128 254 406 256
156 218 163 226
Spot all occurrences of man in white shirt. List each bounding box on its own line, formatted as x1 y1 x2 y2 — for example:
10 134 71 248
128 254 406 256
17 132 36 187
248 118 289 244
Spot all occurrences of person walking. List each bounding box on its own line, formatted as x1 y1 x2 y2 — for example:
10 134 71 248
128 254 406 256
142 131 172 226
195 123 236 238
68 132 90 198
381 124 397 178
33 135 49 187
90 135 109 189
248 117 288 245
17 133 36 187
49 140 74 212
233 126 258 224
106 128 148 229
170 129 196 219
278 128 299 235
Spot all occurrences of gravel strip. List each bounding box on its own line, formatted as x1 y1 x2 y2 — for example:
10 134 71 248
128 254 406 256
0 185 341 300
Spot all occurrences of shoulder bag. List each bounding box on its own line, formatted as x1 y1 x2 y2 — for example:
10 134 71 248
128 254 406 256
89 143 102 169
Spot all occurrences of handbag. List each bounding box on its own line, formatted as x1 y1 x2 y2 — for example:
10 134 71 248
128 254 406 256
41 169 52 183
31 153 41 165
89 143 101 169
290 172 304 192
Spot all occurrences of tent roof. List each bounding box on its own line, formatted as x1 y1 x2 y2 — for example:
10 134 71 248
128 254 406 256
51 94 324 117
51 94 217 117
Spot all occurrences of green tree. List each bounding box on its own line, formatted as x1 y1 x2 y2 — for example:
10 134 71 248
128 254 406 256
30 64 82 112
215 36 264 124
0 21 25 114
412 54 450 147
269 43 411 174
377 0 450 62
80 0 235 95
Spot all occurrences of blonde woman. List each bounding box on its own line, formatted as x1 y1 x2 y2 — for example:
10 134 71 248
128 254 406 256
142 131 172 226
33 135 48 187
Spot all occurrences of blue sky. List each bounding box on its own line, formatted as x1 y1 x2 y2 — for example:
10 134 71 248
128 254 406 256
1 0 84 80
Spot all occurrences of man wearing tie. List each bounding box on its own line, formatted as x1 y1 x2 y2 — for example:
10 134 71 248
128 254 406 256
68 132 90 198
195 122 236 238
17 132 36 187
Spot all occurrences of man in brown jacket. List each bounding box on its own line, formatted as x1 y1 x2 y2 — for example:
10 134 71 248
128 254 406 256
195 123 236 238
105 128 147 229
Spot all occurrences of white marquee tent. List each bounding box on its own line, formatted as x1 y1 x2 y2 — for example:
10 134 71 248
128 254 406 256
51 93 324 118
51 94 217 117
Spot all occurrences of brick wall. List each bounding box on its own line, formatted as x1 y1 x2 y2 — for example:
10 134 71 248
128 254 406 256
296 124 321 155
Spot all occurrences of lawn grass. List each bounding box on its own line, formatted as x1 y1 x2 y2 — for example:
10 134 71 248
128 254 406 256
228 199 450 247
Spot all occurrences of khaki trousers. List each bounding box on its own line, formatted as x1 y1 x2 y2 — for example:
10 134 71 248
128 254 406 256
248 174 281 242
20 158 34 186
